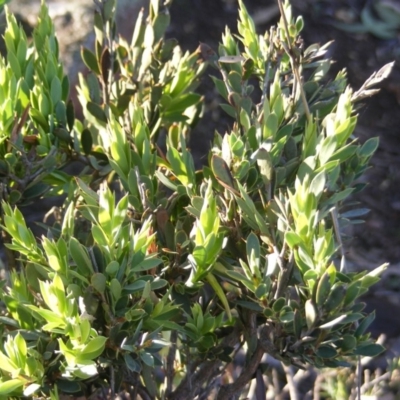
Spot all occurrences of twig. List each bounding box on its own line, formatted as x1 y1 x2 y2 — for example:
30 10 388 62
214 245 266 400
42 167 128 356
360 370 391 393
89 246 99 273
356 356 362 400
272 368 282 400
137 386 152 400
168 325 241 400
131 377 139 400
199 373 221 400
282 364 299 400
216 322 282 400
169 359 220 400
165 330 178 396
110 365 115 398
312 373 323 400
216 343 264 400
255 369 267 400
276 0 311 122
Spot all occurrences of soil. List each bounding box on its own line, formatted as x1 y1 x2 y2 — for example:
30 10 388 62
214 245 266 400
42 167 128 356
4 0 400 355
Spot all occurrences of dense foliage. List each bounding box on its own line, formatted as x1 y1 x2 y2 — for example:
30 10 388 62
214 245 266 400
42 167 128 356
0 0 391 398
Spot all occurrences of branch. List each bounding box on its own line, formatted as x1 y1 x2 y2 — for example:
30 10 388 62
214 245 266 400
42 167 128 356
168 325 241 400
282 364 299 400
216 342 264 400
216 322 279 400
168 359 220 400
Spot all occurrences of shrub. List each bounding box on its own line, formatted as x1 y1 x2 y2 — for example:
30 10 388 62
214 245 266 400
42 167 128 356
0 0 392 398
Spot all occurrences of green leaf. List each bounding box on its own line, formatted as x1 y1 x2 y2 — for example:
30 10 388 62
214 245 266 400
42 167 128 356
206 273 232 321
7 51 21 79
166 146 189 185
166 93 201 114
0 379 23 395
65 100 75 132
50 76 62 106
62 75 70 101
192 245 207 270
92 225 108 246
318 314 347 330
337 334 357 352
330 144 357 163
225 270 255 291
81 128 93 155
355 312 375 337
325 187 354 205
151 279 168 291
27 306 65 327
123 280 146 294
315 272 331 306
79 336 107 360
264 113 278 139
339 312 363 324
211 154 236 193
211 76 229 100
30 108 49 131
341 208 370 219
8 190 21 204
130 258 162 273
55 379 81 394
87 102 107 123
91 273 106 293
246 232 260 263
81 47 100 75
236 300 263 312
318 135 337 166
272 297 285 313
285 231 302 248
0 351 17 374
344 281 361 306
305 299 317 329
105 261 120 277
280 311 294 323
0 317 19 329
220 103 237 118
324 284 345 312
140 351 154 367
236 183 269 235
309 171 325 199
69 237 93 276
255 148 274 188
293 309 303 339
100 47 111 85
110 279 122 301
124 354 141 372
353 343 385 357
227 70 242 93
317 345 337 359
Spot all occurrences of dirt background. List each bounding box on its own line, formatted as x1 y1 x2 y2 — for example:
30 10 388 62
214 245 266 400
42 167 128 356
4 0 400 357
